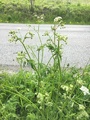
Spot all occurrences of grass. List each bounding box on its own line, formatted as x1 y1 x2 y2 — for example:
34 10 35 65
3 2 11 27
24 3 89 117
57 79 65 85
0 17 90 119
0 0 90 5
0 0 90 24
0 65 90 120
35 0 90 6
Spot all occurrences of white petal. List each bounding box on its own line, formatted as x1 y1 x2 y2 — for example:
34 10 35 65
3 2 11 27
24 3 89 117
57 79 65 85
80 86 90 95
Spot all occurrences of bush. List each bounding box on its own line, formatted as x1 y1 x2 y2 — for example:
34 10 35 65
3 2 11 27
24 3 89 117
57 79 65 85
0 2 90 24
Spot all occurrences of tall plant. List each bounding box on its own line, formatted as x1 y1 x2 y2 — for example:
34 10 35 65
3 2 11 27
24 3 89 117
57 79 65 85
9 16 67 91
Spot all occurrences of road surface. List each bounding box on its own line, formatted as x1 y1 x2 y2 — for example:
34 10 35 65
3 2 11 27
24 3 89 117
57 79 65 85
0 24 90 71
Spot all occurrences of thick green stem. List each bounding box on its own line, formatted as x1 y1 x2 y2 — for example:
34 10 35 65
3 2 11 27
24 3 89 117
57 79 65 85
20 40 40 76
46 54 55 67
58 40 62 81
36 26 44 63
37 50 41 93
58 56 62 81
20 40 31 60
53 25 56 69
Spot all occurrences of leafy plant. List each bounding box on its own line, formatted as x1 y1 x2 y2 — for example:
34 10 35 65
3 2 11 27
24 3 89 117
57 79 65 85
9 16 67 91
0 17 90 119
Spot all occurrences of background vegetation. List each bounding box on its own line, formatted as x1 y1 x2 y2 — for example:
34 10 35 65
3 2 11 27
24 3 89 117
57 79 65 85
0 17 90 119
0 0 90 24
0 7 90 119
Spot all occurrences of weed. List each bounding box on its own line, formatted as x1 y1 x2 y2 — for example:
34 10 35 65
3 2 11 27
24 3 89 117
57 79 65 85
0 17 90 119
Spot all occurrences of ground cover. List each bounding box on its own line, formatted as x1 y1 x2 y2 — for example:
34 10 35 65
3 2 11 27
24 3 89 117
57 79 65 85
0 16 90 120
0 65 90 120
0 0 90 24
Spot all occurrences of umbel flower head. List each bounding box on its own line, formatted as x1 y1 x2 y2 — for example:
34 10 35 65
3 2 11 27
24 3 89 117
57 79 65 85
53 16 64 28
80 86 90 95
79 104 85 110
54 16 62 22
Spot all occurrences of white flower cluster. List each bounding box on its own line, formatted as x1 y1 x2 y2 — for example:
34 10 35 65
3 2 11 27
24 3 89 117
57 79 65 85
54 16 62 22
61 84 73 93
79 104 85 110
80 86 90 95
37 92 53 107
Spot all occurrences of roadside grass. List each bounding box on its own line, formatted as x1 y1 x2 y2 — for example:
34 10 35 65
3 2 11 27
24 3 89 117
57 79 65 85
0 65 90 119
0 0 90 24
35 0 90 6
0 0 90 5
0 16 90 120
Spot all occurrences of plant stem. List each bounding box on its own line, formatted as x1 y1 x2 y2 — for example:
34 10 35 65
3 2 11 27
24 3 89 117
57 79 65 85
20 40 31 60
37 50 40 93
35 26 44 63
58 40 62 81
20 39 40 77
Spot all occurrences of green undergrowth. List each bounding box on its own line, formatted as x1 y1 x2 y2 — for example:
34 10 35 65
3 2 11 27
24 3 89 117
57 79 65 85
0 65 90 120
0 0 90 24
0 16 90 119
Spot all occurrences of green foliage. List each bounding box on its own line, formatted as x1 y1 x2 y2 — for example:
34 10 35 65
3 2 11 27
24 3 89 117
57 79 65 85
43 5 90 24
0 0 90 24
0 17 90 119
0 65 90 119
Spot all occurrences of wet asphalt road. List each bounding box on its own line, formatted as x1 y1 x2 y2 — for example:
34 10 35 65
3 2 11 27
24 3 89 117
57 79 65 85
0 24 90 71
